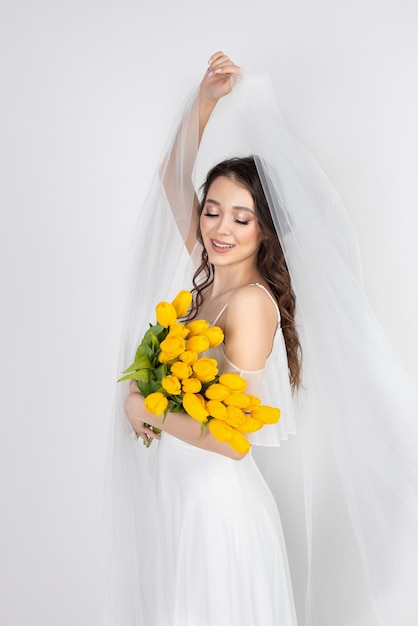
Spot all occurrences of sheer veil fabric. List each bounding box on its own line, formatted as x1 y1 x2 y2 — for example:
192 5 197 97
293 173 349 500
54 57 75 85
103 73 418 625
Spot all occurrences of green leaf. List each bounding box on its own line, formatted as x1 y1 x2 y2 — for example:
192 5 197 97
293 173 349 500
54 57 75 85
198 422 208 439
120 353 152 375
118 368 151 383
138 368 151 382
162 405 170 423
151 333 161 350
170 401 184 413
154 363 167 383
142 344 153 358
118 372 140 382
143 324 164 346
137 379 163 397
134 344 147 360
150 323 164 336
136 380 153 396
142 329 154 349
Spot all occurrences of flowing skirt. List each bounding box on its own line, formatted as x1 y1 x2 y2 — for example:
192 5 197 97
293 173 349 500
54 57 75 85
149 432 297 626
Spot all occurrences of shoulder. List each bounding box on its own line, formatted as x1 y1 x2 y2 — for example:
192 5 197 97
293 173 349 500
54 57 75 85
227 284 278 323
223 284 279 370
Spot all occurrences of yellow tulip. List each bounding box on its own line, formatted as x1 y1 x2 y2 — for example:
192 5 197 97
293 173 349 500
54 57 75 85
162 375 182 395
219 372 247 392
193 357 218 383
229 431 251 455
246 394 261 410
203 326 224 348
156 301 177 328
237 416 264 433
205 383 230 401
206 400 227 420
186 319 209 336
170 361 192 380
223 392 251 409
182 377 202 393
183 393 209 423
159 336 186 361
208 418 234 443
144 392 168 416
179 350 198 365
168 323 190 339
186 335 210 354
251 406 281 424
171 290 193 318
225 405 246 428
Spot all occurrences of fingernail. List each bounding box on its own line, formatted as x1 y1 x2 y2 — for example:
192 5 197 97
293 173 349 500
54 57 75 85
214 68 223 74
207 70 213 77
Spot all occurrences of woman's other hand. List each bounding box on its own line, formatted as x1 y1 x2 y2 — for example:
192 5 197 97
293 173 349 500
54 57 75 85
200 51 240 104
125 380 161 444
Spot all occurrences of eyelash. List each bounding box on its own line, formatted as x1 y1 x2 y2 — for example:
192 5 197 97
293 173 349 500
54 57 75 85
203 212 250 226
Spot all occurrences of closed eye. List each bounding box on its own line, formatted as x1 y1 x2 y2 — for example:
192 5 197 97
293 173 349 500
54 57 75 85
203 212 219 218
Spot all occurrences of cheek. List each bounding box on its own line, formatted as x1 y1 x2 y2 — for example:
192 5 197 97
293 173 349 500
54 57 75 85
199 215 212 239
199 215 206 238
246 224 263 248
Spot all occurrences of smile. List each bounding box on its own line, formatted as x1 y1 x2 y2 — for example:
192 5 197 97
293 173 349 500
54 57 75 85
211 239 235 251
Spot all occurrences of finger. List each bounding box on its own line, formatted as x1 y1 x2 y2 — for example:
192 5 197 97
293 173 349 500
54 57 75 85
208 52 239 72
136 431 148 443
209 54 230 68
136 430 160 444
208 50 226 64
206 63 240 79
129 379 140 393
206 53 239 74
209 56 238 72
138 425 161 439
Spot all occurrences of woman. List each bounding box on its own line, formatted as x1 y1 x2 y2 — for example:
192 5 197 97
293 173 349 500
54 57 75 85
124 55 300 625
105 53 418 626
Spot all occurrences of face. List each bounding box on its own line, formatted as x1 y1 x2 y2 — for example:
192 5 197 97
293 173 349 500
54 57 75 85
200 176 263 269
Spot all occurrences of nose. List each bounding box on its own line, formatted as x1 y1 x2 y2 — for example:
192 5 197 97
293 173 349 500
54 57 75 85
216 214 232 236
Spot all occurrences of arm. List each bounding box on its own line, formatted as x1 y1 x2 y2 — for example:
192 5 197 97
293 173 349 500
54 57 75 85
223 286 279 370
125 380 245 461
162 52 240 254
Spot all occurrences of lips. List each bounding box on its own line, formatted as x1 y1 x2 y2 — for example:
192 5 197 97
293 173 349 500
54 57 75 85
211 239 235 252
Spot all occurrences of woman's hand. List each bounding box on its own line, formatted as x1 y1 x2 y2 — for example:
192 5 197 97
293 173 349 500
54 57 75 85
198 51 240 144
200 51 240 105
125 380 161 444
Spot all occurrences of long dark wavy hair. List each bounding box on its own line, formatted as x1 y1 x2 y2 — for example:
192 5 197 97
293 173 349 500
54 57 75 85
190 156 302 390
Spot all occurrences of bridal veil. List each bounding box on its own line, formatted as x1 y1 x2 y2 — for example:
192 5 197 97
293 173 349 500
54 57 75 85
103 72 418 626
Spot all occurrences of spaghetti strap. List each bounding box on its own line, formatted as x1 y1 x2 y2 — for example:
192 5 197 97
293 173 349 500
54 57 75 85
212 303 229 326
211 283 281 326
250 283 281 322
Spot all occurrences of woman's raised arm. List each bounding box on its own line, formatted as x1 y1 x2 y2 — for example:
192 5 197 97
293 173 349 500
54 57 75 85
162 52 240 254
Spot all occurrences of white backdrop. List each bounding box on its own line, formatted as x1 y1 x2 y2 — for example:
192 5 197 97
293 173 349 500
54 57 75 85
1 1 417 624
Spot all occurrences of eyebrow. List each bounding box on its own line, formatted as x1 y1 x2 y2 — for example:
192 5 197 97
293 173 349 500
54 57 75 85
205 198 256 215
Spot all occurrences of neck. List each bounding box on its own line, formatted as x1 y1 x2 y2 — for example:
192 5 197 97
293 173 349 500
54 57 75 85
210 264 262 298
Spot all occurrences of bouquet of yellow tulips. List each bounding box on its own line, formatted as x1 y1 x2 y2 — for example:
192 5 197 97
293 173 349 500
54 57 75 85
119 290 280 454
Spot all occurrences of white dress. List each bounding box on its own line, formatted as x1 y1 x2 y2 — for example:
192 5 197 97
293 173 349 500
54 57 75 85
148 285 298 626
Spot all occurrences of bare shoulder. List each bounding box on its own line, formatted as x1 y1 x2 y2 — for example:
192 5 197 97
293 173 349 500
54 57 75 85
227 284 278 322
224 284 279 370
